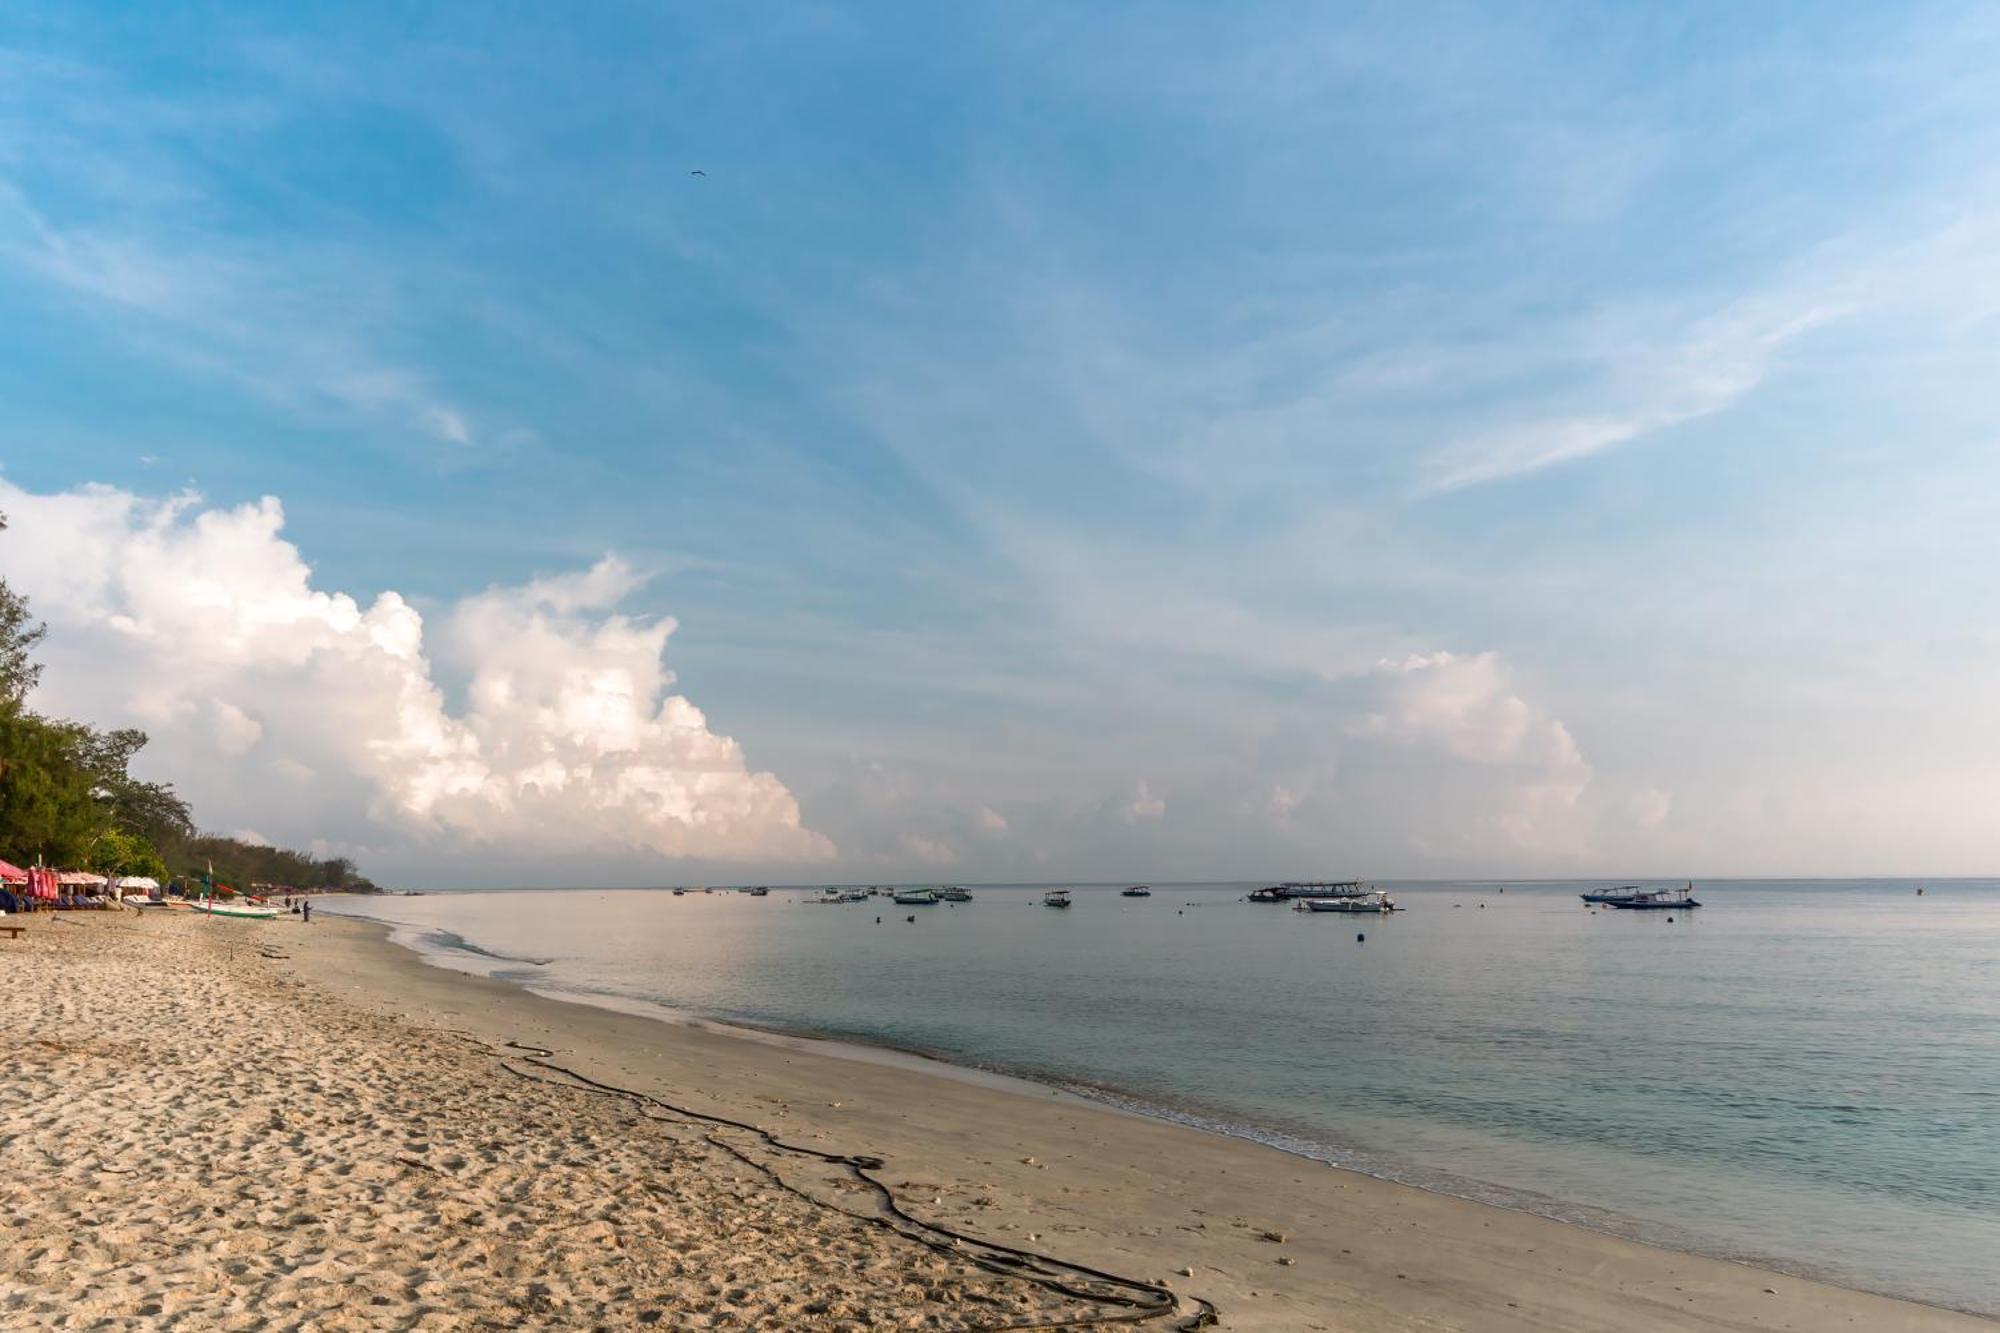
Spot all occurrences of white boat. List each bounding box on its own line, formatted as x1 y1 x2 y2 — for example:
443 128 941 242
1299 890 1397 914
891 887 939 905
198 899 282 920
1120 885 1152 898
1042 889 1072 908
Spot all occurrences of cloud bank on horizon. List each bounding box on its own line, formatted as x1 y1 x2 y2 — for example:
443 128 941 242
6 4 2000 881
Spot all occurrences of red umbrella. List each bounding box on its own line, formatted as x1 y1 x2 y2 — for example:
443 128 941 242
0 859 26 885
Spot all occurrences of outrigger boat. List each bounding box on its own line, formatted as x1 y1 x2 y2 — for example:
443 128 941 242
1299 890 1398 914
197 898 281 920
891 887 939 905
1607 885 1701 910
938 886 972 902
1250 880 1369 902
1579 885 1642 904
1120 885 1152 898
1042 889 1073 909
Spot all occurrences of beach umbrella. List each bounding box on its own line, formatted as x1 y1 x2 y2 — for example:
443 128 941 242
0 859 27 885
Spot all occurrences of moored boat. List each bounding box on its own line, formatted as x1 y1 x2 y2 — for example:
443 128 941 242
1607 887 1701 910
1299 890 1398 914
891 887 939 905
1120 885 1152 897
1579 885 1641 904
1252 880 1368 902
938 886 972 902
1042 889 1072 908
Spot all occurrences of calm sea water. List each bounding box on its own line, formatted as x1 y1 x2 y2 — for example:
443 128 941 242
331 880 2000 1314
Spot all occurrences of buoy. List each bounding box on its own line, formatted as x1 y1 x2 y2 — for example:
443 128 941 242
1356 932 1365 943
1666 916 1674 923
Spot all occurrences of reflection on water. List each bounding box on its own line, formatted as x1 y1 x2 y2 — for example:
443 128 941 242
336 880 2000 1314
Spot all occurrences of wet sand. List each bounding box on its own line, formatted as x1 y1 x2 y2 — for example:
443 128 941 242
1 908 1989 1330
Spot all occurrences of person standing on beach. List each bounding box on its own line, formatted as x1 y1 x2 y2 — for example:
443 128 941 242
302 900 312 924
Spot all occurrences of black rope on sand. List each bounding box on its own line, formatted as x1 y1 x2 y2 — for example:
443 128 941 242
471 1037 1218 1331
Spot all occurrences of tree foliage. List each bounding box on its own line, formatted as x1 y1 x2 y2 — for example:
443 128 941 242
0 513 45 712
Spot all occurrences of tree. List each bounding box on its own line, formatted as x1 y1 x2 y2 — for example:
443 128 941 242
87 827 169 881
0 712 107 865
75 725 193 845
0 512 45 713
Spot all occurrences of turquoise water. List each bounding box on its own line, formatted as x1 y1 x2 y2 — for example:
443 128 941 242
332 881 2000 1314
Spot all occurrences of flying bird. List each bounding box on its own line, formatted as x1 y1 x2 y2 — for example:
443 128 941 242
690 169 706 177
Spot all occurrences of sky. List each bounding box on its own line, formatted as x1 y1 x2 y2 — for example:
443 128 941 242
4 3 2000 886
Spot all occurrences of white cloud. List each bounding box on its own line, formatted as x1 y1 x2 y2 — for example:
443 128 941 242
897 832 958 866
1120 780 1166 821
207 698 263 756
975 806 1010 834
1 479 833 865
1353 651 1592 854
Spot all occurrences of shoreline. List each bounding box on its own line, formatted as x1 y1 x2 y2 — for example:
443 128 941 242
302 909 1993 1330
360 905 1979 1317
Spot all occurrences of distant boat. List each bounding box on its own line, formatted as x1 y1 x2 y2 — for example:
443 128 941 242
1579 885 1642 904
1299 890 1398 914
812 887 869 904
744 885 769 897
938 886 972 902
1042 889 1073 909
1607 887 1701 911
1120 885 1152 898
892 887 939 905
672 887 686 896
1251 880 1368 902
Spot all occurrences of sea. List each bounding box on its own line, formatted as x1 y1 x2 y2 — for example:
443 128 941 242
328 879 2000 1316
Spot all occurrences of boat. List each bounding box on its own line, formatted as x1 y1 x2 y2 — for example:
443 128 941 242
1120 885 1152 897
1299 890 1398 914
672 887 686 896
812 887 870 904
197 899 282 920
744 885 769 897
1042 889 1073 908
938 886 972 902
1579 885 1642 904
1250 880 1368 902
891 887 939 906
1607 887 1701 911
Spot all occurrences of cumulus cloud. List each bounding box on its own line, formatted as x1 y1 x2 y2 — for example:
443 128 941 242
897 832 958 866
1120 780 1166 821
1 480 833 865
1353 651 1592 854
975 806 1010 834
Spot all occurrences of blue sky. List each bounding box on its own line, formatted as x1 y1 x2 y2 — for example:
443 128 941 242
5 3 2000 884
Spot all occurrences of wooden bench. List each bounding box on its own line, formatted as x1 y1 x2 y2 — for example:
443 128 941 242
0 924 24 939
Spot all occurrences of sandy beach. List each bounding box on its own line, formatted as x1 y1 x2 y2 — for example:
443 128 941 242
1 909 1989 1331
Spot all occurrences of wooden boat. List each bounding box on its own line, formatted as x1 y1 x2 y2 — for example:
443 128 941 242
1579 885 1642 904
1607 888 1700 910
1299 890 1398 914
938 886 972 901
1120 885 1152 897
1251 880 1368 902
1042 889 1073 909
198 899 281 920
891 887 939 905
